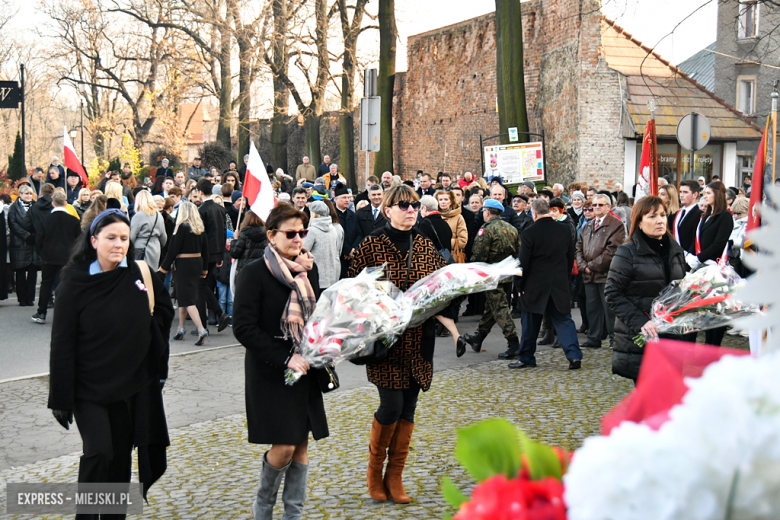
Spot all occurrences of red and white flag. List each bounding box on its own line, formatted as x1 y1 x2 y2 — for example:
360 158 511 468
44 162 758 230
63 126 89 186
636 120 658 200
243 141 275 220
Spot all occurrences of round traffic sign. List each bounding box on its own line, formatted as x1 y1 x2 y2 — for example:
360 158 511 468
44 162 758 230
676 112 711 151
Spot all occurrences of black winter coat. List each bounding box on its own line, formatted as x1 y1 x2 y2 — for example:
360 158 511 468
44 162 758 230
519 217 575 315
335 207 362 257
37 211 82 265
8 200 40 269
230 224 268 282
605 232 686 381
26 196 53 256
232 259 327 445
418 213 453 252
356 204 386 238
198 199 227 264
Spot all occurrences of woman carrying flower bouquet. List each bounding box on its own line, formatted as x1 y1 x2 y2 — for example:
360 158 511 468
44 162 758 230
605 196 687 382
685 181 735 346
232 204 327 520
349 185 447 504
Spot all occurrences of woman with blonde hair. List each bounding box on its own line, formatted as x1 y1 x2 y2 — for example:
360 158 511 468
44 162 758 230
73 188 92 217
159 201 210 345
658 184 680 215
131 190 168 270
105 181 129 215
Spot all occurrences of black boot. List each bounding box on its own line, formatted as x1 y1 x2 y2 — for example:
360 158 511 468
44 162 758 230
462 331 485 353
538 328 555 346
498 336 520 359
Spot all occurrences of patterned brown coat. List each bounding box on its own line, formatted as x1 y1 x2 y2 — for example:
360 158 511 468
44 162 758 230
349 229 446 391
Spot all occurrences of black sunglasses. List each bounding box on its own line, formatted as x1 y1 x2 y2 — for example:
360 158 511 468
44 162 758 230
280 229 309 239
394 200 421 211
583 207 594 212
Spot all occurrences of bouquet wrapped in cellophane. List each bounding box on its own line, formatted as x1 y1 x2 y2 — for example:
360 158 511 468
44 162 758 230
284 266 410 385
285 257 522 385
634 263 761 347
403 256 522 327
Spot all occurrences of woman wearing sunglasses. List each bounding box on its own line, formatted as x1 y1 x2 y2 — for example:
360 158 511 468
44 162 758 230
349 185 447 505
232 204 326 520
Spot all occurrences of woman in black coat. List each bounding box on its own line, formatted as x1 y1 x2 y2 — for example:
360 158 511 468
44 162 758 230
48 209 174 504
687 181 734 346
232 204 326 520
8 185 40 306
158 201 210 346
230 210 268 283
605 196 687 382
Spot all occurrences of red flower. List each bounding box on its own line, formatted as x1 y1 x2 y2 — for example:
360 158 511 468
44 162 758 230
453 475 566 520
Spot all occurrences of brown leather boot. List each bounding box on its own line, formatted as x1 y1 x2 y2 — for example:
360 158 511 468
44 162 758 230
384 419 414 504
367 416 397 501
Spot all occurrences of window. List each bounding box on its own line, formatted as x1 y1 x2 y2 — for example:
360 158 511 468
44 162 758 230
740 155 754 185
739 1 759 38
737 76 756 115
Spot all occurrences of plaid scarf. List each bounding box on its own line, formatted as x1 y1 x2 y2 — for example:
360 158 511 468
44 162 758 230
264 245 316 344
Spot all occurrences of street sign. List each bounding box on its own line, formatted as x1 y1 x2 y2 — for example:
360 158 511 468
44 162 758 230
0 81 20 109
676 112 711 151
508 127 518 142
360 96 380 152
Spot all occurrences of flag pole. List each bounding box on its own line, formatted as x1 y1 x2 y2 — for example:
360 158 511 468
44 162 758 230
648 98 659 195
772 83 778 184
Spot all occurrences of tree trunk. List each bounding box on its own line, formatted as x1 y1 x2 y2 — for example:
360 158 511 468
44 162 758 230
373 0 396 176
216 14 233 150
303 111 322 167
271 0 289 173
495 0 529 145
340 40 356 189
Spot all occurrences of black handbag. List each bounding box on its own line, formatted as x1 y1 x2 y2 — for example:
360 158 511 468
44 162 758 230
426 220 455 265
315 365 340 393
350 235 413 366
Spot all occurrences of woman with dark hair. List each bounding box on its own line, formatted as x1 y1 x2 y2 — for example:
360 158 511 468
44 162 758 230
232 204 326 519
223 171 242 191
686 180 735 346
230 210 268 283
612 191 633 231
81 195 108 232
48 209 174 504
605 196 686 382
349 185 447 504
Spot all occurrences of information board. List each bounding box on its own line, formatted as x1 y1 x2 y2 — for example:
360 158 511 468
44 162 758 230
483 141 545 184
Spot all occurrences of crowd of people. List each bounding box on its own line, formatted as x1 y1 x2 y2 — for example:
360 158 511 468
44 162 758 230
0 152 756 518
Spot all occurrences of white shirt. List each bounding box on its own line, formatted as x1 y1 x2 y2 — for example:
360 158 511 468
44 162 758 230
51 207 69 214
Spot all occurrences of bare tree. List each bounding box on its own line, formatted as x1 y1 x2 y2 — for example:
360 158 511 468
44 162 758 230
334 0 375 188
373 0 396 176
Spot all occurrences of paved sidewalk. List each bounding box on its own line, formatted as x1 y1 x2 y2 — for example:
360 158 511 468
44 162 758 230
1 347 633 519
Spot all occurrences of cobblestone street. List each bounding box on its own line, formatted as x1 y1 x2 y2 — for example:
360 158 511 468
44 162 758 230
0 346 634 519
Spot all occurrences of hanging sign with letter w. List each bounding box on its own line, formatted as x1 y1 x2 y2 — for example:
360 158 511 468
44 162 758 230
0 81 20 108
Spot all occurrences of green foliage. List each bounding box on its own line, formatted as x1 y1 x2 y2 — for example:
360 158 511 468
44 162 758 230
137 165 153 182
108 157 121 172
442 418 567 511
8 132 26 181
454 418 523 482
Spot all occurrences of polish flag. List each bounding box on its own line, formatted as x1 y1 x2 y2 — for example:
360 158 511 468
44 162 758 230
243 141 276 220
63 126 89 186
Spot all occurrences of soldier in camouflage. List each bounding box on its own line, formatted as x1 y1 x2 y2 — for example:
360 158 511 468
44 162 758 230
463 199 521 358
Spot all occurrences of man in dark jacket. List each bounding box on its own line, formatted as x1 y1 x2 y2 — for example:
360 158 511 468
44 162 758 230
196 179 230 332
45 165 66 190
318 155 332 178
575 193 626 349
473 184 524 235
511 198 583 370
156 158 175 178
333 183 362 279
356 184 386 238
669 179 702 255
66 171 83 204
31 191 82 324
416 174 435 198
25 183 55 258
48 156 66 180
354 175 379 206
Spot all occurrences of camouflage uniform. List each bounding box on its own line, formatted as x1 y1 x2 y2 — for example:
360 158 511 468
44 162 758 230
471 216 519 339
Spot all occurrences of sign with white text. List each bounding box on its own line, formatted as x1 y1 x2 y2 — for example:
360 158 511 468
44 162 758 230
0 81 20 108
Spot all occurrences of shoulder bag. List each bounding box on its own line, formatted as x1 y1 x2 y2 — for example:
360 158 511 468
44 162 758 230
350 235 413 365
135 213 159 261
428 221 455 265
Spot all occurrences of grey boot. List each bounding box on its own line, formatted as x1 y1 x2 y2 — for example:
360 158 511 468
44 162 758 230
252 452 290 519
281 460 309 520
